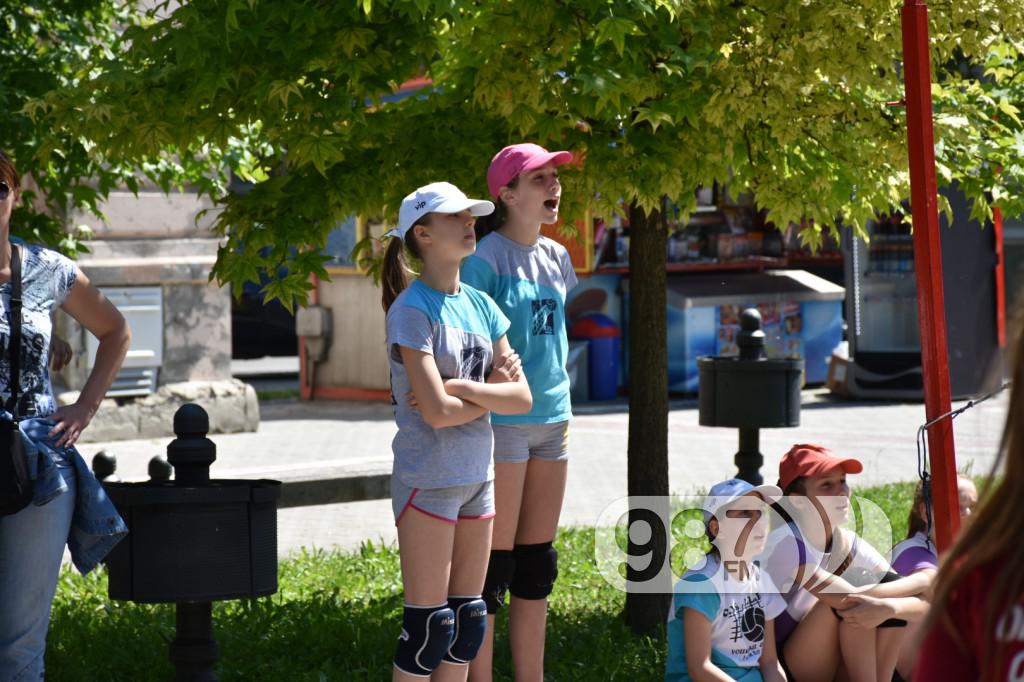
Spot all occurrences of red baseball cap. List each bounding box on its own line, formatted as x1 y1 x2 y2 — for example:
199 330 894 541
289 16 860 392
778 443 863 491
487 143 573 199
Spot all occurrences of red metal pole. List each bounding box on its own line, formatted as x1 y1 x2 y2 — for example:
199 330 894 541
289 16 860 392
900 0 960 551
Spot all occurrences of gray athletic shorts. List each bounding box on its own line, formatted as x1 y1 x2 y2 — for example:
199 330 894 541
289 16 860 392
391 478 495 525
492 421 570 464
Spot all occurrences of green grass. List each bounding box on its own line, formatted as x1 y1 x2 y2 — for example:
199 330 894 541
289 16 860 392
48 532 663 681
256 387 301 402
46 478 961 681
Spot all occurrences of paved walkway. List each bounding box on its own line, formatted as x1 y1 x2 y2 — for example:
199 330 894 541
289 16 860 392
80 386 1009 558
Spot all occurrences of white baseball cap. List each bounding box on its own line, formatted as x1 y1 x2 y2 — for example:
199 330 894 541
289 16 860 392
702 478 782 528
386 182 495 239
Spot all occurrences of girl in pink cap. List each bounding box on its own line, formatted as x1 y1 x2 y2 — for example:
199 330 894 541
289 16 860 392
460 143 577 681
762 444 932 682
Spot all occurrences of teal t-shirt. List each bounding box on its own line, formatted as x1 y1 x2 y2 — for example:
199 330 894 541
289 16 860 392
460 232 578 424
665 555 786 682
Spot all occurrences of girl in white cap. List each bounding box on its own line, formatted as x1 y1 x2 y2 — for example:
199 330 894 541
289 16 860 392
665 479 788 682
382 181 533 681
460 143 577 681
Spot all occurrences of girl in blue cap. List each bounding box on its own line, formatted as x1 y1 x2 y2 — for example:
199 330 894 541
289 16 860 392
382 181 533 681
665 479 788 682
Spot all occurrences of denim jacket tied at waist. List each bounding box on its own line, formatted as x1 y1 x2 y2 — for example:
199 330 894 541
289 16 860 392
13 414 128 574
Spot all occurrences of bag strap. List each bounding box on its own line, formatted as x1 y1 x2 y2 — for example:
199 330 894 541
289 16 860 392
6 244 21 417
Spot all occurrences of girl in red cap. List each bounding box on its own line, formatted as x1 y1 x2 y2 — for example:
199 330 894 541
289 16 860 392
762 444 932 682
460 143 577 681
915 312 1024 681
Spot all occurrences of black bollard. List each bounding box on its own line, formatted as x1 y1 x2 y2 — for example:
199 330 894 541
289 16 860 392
166 405 219 681
148 455 172 481
92 450 120 483
101 403 280 681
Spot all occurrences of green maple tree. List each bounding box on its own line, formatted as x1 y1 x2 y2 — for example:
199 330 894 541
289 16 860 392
32 0 1024 634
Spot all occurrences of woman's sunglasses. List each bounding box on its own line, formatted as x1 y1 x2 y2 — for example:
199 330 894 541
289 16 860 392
0 181 9 201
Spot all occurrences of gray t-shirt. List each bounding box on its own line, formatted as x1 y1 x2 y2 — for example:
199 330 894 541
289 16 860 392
387 279 511 489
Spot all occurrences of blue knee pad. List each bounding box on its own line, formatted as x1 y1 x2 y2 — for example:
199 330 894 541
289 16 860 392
509 542 558 600
443 596 488 665
394 603 455 676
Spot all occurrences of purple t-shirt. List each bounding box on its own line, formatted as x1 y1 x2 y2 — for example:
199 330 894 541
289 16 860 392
890 531 938 576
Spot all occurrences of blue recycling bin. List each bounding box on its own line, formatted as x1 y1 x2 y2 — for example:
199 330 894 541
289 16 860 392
570 314 621 401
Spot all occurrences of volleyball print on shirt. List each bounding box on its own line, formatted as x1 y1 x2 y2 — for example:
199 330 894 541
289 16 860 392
723 595 767 643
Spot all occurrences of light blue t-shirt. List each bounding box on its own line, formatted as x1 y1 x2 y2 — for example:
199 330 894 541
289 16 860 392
460 232 578 424
386 279 510 489
665 555 786 682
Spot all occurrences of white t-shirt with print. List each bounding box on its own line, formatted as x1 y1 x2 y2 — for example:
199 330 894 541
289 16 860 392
666 554 787 680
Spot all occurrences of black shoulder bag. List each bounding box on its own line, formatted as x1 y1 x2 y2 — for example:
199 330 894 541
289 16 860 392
0 244 32 515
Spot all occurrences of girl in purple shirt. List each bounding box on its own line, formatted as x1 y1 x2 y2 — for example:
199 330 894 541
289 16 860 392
889 473 977 679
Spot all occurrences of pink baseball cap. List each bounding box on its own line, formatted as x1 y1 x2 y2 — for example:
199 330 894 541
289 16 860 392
487 143 573 199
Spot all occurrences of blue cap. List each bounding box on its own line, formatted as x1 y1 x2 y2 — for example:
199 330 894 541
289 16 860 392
702 479 782 527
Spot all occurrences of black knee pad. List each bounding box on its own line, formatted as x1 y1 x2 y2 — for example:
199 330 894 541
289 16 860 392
443 596 488 665
482 549 516 613
509 542 558 600
394 603 455 676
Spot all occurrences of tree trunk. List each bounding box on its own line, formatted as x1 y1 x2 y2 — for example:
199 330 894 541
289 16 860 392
624 200 671 636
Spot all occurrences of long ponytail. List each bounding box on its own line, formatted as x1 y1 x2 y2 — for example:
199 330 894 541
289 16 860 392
906 479 930 540
474 200 507 241
474 176 519 241
381 224 425 312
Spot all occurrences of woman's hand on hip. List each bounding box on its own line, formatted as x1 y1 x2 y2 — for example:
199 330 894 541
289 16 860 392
48 401 93 448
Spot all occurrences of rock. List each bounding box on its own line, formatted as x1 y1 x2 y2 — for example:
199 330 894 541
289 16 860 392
57 391 82 407
243 383 260 431
86 402 140 441
165 382 204 402
78 379 260 443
